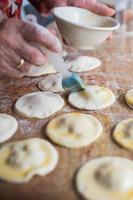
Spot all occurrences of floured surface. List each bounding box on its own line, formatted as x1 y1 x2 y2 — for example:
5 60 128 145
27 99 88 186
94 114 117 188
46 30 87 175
67 56 101 72
0 138 58 183
68 85 116 110
77 156 133 200
0 114 18 143
25 62 57 77
0 31 133 200
15 92 64 119
46 113 103 148
38 74 65 93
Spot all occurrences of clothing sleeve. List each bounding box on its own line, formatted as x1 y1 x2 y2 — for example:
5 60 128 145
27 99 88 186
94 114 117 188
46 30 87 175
0 0 22 18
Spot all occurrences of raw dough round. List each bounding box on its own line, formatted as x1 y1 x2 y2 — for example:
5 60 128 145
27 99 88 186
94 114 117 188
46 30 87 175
113 118 133 151
0 114 18 143
125 89 133 109
15 92 64 119
25 62 57 77
68 85 116 110
76 156 133 200
0 138 58 183
67 56 101 73
46 112 103 148
38 74 65 93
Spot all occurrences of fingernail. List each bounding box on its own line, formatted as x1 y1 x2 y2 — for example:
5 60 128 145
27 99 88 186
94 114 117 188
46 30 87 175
53 39 62 52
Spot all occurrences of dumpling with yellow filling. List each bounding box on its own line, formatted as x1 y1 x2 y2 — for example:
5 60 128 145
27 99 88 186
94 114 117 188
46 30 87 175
46 112 103 148
68 85 116 110
113 118 133 151
125 89 133 109
76 156 133 200
0 138 58 183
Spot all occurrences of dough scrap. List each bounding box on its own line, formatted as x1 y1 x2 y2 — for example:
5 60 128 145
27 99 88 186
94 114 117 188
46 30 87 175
113 118 133 151
0 138 58 183
76 156 133 200
67 56 101 73
125 89 133 109
46 112 103 148
15 92 64 119
25 62 57 77
68 85 116 110
38 74 65 93
0 114 18 143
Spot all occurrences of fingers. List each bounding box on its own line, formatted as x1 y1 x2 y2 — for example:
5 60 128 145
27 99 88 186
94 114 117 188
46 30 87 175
23 22 62 52
43 0 67 11
3 51 33 76
0 61 24 78
87 1 115 16
20 41 47 66
48 28 57 36
72 0 115 16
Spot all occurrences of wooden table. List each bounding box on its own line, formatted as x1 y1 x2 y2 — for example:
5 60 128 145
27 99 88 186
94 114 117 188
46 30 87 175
0 32 133 200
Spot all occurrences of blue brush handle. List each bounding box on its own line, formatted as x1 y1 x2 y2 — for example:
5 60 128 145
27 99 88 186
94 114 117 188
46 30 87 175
62 73 86 92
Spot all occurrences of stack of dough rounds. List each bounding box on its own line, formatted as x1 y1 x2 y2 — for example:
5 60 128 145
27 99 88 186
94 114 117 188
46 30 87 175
15 92 64 119
0 138 58 183
68 85 116 110
46 112 103 148
76 156 133 200
0 114 18 143
67 56 101 73
125 89 133 109
113 118 133 151
25 62 57 77
38 74 65 93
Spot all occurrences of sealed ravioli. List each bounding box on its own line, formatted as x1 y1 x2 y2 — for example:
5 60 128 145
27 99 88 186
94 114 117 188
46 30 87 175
125 89 133 109
68 85 116 110
0 113 18 143
0 138 58 183
46 112 103 148
15 92 64 119
76 156 133 200
25 62 57 77
38 74 65 93
67 56 101 73
113 118 133 151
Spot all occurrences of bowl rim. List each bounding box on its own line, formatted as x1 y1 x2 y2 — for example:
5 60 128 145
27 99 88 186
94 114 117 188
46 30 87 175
51 6 119 31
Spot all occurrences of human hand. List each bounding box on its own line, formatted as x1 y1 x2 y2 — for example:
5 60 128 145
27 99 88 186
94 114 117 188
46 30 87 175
41 0 115 16
0 18 62 78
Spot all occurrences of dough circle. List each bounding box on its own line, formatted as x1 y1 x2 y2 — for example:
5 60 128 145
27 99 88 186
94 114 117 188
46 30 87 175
68 85 116 110
67 56 101 73
25 62 57 77
113 118 133 151
76 156 133 200
46 112 103 148
0 113 18 143
15 92 64 119
38 74 65 93
125 89 133 109
0 138 58 183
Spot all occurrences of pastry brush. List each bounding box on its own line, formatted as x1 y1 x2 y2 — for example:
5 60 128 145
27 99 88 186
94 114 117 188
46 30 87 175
45 49 86 93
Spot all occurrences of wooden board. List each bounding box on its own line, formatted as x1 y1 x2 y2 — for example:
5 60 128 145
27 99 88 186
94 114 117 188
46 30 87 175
0 33 133 200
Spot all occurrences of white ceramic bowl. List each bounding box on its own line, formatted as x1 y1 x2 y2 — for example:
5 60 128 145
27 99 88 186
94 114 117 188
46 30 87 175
52 6 119 50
